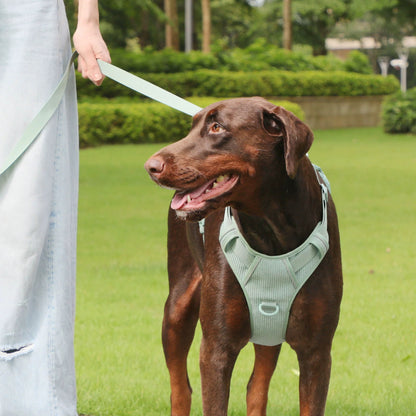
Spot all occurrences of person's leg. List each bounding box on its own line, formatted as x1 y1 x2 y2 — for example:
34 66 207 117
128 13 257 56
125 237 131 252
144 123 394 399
0 1 79 414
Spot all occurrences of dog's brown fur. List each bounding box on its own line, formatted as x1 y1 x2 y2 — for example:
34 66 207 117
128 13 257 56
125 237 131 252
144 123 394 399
145 97 343 416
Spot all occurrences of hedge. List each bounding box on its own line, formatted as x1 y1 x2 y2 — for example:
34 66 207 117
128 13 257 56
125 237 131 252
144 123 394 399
78 98 304 148
382 88 416 134
77 70 399 100
106 45 372 74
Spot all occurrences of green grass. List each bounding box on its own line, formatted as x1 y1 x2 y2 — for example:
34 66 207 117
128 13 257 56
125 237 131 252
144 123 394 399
75 127 416 415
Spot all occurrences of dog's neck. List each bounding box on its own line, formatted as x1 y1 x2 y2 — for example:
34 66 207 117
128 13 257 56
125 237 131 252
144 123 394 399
232 159 323 256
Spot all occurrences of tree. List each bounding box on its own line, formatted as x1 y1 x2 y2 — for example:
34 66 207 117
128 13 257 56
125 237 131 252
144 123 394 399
244 0 356 54
201 0 211 52
66 0 167 49
208 0 256 49
165 0 180 50
282 0 292 50
292 0 355 55
365 0 416 43
331 0 416 55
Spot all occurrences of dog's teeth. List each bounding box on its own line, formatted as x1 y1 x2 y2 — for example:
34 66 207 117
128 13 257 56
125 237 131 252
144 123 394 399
212 182 218 188
187 195 192 203
217 175 225 183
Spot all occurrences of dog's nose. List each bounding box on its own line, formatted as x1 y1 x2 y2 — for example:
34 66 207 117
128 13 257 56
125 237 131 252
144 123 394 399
145 156 165 176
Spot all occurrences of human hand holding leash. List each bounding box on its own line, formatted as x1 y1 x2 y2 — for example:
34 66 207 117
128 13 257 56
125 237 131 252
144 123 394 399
73 0 110 86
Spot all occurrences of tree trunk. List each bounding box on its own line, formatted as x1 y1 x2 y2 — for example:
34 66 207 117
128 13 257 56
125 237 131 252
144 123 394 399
201 0 211 53
283 0 292 50
165 0 179 50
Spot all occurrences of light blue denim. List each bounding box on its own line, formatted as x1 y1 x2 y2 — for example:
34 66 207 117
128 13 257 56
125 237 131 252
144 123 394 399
0 1 79 414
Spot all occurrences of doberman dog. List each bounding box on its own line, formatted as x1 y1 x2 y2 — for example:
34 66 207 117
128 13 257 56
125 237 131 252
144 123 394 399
145 97 343 416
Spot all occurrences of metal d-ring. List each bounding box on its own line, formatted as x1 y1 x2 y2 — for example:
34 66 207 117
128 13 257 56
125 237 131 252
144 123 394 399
259 302 279 316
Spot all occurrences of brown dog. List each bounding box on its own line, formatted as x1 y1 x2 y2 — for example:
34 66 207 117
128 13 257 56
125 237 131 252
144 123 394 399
145 97 343 416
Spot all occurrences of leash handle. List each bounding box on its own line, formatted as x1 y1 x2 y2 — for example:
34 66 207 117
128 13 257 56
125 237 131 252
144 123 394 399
0 51 78 176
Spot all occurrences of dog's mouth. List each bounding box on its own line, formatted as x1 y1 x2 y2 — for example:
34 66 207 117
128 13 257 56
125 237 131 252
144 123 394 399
171 174 239 212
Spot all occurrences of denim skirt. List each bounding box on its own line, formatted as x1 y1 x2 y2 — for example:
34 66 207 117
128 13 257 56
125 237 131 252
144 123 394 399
0 0 78 414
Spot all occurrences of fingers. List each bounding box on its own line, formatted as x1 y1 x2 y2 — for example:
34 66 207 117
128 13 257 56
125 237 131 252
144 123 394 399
74 28 111 86
77 49 105 86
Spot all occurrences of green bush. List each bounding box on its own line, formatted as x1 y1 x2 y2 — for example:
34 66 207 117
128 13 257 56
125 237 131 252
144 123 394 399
109 48 220 74
77 70 399 100
107 43 372 74
382 88 416 134
343 50 373 75
78 98 304 148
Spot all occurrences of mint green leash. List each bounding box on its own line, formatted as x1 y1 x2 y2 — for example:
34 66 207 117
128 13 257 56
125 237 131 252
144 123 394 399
97 59 201 116
1 52 202 176
0 51 77 176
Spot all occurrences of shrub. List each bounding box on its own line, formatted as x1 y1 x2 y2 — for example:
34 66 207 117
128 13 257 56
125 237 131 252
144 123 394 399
382 88 416 134
77 70 399 100
343 50 373 74
106 43 372 74
78 98 304 147
109 48 221 74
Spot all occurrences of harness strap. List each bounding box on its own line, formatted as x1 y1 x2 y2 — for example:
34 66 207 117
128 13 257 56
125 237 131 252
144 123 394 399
0 51 77 176
219 182 329 346
220 183 328 276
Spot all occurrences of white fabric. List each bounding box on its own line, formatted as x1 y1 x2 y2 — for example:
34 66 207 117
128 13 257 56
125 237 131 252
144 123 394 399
0 0 79 414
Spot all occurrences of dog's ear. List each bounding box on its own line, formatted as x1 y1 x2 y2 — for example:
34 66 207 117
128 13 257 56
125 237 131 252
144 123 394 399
262 106 313 179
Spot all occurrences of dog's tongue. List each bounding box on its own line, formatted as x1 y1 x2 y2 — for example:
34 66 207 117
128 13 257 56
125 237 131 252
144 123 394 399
171 179 215 210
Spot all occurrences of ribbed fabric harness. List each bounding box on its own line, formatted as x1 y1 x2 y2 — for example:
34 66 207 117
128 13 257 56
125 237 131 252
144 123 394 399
210 167 330 346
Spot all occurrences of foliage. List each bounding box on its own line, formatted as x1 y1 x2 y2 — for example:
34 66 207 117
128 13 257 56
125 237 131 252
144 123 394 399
343 50 373 74
78 100 191 147
382 88 416 134
64 0 416 58
105 48 221 74
212 0 266 49
79 41 373 75
213 39 347 71
98 42 356 74
292 0 356 55
76 67 399 100
365 0 416 40
331 0 416 86
77 98 304 147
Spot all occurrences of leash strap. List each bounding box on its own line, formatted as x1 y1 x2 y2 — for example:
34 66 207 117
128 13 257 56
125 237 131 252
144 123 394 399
97 59 202 117
1 52 202 177
0 51 77 176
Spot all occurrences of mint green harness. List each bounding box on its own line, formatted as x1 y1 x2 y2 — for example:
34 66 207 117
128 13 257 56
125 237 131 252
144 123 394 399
218 181 329 346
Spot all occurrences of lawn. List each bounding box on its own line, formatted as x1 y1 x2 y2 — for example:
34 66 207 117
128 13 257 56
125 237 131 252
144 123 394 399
75 127 416 416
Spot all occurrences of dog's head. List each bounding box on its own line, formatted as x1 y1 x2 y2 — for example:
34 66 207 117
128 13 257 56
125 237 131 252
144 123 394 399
145 97 313 221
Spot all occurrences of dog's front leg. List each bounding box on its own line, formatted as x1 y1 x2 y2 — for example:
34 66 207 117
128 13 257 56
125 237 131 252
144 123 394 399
296 346 332 416
246 344 281 416
199 334 240 416
164 210 202 416
198 270 250 416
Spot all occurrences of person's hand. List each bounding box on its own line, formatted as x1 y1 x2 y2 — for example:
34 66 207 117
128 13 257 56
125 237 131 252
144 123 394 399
73 23 111 86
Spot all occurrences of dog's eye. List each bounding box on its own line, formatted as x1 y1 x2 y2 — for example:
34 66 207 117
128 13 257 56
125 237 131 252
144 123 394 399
210 123 225 134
